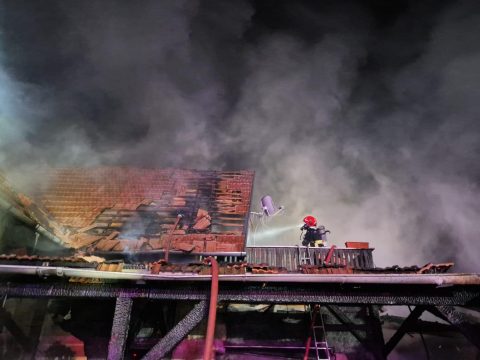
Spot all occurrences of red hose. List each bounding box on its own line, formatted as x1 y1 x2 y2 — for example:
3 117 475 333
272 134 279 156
324 245 337 264
303 305 318 360
203 256 219 360
303 336 312 360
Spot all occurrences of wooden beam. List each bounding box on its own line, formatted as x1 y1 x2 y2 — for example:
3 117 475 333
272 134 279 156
142 300 207 360
326 305 385 360
384 305 426 356
428 306 480 350
107 297 133 360
367 305 386 360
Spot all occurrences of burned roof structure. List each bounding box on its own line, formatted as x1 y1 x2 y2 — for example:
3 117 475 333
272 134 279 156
1 167 254 256
0 168 479 360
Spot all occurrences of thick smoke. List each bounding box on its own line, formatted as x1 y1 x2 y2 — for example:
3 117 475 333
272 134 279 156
1 0 479 270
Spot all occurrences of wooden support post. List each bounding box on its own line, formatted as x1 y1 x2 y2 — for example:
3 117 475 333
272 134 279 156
383 305 426 356
141 300 208 360
367 305 386 360
326 305 385 360
107 297 133 360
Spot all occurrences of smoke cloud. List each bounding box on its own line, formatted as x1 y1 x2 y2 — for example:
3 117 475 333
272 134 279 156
1 0 479 270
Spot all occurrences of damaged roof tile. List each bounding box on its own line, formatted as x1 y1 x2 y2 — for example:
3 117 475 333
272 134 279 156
19 167 255 253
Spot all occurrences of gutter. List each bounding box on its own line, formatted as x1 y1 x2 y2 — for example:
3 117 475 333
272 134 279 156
0 264 479 286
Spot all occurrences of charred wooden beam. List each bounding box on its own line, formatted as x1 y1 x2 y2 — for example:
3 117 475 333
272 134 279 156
326 305 385 360
384 305 426 356
107 297 133 360
0 282 478 306
428 306 480 350
141 300 207 360
367 305 385 360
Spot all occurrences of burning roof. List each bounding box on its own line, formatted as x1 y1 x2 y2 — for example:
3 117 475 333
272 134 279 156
1 167 254 254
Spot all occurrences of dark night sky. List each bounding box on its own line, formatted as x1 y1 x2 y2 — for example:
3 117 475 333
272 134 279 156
1 0 480 270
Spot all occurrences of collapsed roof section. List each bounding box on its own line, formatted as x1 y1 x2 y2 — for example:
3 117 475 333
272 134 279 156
2 168 254 254
0 173 70 247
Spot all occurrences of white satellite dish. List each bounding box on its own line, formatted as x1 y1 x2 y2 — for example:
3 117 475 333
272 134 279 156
250 194 284 218
260 195 284 217
249 194 285 245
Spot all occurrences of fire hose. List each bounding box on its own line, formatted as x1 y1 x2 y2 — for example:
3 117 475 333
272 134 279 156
303 305 319 360
203 256 219 360
324 245 337 264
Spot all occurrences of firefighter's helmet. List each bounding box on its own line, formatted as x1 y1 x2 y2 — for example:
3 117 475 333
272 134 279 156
303 215 317 227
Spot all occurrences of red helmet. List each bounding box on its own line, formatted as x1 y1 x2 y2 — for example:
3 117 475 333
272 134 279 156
303 215 317 227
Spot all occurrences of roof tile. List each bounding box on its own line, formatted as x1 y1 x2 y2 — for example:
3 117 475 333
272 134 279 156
26 167 254 253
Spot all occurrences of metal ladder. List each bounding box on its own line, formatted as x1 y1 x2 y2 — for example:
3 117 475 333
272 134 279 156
298 244 312 265
304 304 332 360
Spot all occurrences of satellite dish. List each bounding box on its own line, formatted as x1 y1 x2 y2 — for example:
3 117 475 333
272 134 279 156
260 195 284 217
250 195 285 218
249 194 285 245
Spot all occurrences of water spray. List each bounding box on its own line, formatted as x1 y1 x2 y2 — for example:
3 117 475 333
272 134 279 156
250 224 300 243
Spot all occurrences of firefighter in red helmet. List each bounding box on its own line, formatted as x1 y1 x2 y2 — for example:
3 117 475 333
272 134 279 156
301 215 330 247
303 215 317 227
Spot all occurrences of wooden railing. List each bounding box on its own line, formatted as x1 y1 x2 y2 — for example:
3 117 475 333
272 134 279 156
245 246 375 271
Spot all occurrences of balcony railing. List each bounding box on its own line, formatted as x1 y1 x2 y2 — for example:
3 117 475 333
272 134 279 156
245 246 375 271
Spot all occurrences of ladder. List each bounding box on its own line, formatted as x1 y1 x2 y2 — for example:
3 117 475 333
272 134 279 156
304 305 333 360
298 244 312 265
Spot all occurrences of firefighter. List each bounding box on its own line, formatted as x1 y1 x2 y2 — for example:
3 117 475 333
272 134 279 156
301 215 330 247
